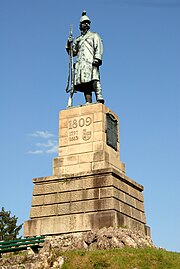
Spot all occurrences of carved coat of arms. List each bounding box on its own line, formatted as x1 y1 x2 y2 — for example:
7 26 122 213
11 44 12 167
82 129 92 141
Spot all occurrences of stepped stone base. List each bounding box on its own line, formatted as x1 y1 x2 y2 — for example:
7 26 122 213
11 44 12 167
24 103 150 237
24 168 149 237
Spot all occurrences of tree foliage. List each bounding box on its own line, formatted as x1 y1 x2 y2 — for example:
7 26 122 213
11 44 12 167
0 207 23 241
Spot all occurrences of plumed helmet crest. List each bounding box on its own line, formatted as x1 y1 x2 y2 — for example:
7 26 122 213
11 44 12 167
80 10 91 24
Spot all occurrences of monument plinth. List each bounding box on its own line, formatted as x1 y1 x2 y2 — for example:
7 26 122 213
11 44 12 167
24 103 150 237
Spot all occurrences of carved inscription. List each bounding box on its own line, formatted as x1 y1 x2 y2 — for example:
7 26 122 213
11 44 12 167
69 130 78 141
68 115 93 144
68 117 92 129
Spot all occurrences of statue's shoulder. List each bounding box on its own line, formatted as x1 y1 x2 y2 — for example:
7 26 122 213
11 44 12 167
89 31 102 40
74 35 82 42
89 31 99 36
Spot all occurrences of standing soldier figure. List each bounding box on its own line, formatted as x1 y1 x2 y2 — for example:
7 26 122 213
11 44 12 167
66 11 104 104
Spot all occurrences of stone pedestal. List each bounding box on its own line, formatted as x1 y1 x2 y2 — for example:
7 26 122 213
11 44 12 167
24 103 150 237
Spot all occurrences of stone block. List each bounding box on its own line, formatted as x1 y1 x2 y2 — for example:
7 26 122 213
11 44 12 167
60 107 82 119
65 163 80 174
30 204 58 218
84 175 111 189
113 188 125 202
94 121 105 132
53 166 66 176
112 162 125 174
78 163 92 174
79 152 94 163
30 206 41 218
78 142 93 153
33 185 45 195
24 219 41 237
44 183 59 194
109 157 124 172
120 202 132 217
93 151 106 162
53 157 64 168
116 212 144 230
59 137 68 147
124 195 136 207
89 211 116 230
81 103 105 115
94 111 105 123
128 187 139 200
59 118 68 129
32 196 44 206
115 180 129 194
93 141 104 151
138 192 144 202
68 142 93 155
128 217 145 232
93 131 106 142
64 162 92 175
60 128 68 138
135 200 145 212
68 144 82 155
64 155 79 166
92 160 110 170
58 146 69 156
43 194 57 205
131 208 142 222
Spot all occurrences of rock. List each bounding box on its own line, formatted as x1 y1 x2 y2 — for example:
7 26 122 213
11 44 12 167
0 228 155 268
88 242 98 251
40 240 52 253
121 236 137 248
57 256 65 268
110 236 124 249
83 231 97 245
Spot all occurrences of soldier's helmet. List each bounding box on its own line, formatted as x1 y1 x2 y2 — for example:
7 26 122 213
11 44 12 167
80 11 91 24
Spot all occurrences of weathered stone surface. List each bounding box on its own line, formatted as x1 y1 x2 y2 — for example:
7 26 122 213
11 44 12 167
24 209 148 238
56 103 125 175
24 103 150 239
32 186 114 206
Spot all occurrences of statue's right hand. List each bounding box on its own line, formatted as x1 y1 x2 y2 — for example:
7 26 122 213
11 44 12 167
68 36 73 43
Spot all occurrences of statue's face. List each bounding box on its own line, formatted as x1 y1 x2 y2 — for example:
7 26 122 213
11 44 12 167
80 20 90 33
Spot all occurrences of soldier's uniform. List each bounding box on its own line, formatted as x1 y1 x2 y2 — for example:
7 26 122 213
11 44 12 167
73 31 103 86
66 12 104 104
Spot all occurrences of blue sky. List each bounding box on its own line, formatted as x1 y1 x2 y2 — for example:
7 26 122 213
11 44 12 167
0 0 179 252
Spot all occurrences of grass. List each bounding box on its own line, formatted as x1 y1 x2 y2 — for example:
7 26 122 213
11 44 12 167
59 247 180 269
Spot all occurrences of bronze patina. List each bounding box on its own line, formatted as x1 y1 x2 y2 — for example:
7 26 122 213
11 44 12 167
66 11 104 106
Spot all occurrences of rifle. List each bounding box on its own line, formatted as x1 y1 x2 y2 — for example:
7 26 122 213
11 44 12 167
65 24 75 107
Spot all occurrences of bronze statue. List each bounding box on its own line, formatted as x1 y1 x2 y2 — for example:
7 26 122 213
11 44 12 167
66 11 104 106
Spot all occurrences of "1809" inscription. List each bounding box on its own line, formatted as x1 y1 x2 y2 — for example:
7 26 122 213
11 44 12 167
68 116 93 143
68 116 92 129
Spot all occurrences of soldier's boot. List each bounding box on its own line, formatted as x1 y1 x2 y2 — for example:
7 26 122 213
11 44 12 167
93 80 104 104
84 92 92 104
